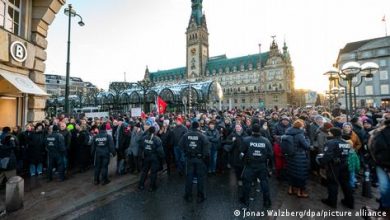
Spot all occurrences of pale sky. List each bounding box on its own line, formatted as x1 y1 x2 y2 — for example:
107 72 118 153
45 0 390 92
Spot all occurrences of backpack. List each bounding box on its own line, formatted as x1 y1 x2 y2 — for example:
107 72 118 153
280 134 295 157
370 128 390 169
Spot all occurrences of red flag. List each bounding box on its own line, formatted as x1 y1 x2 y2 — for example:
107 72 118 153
157 96 167 114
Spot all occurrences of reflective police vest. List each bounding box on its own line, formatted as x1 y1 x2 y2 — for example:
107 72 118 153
186 133 202 158
247 140 267 163
337 141 351 163
95 135 108 148
46 136 56 151
94 134 109 156
144 135 156 156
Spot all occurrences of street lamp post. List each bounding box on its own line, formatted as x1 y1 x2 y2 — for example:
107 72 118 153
64 4 84 115
324 62 379 119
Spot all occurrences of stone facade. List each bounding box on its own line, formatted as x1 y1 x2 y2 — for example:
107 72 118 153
146 0 295 110
336 36 390 108
0 0 65 127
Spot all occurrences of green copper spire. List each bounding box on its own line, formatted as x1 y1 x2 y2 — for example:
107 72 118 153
191 0 203 25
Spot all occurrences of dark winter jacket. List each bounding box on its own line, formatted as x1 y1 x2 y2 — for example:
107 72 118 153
158 127 173 150
272 122 291 143
205 128 220 150
285 127 310 188
314 127 330 153
226 131 248 167
27 131 46 164
172 125 188 146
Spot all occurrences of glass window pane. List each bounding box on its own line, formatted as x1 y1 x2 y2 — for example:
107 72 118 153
381 85 389 94
8 6 13 19
15 0 20 8
365 86 373 95
14 10 18 24
380 71 388 80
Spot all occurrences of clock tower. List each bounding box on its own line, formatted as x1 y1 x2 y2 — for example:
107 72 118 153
186 0 209 79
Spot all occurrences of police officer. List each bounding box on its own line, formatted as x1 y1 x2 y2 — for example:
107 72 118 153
179 121 210 203
45 125 66 182
91 124 116 185
239 123 273 208
318 127 354 209
138 126 165 192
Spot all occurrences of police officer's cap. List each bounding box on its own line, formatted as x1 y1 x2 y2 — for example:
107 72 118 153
192 121 200 129
252 123 261 133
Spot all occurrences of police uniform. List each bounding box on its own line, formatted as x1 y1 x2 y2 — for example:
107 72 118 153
239 124 273 207
91 127 115 185
45 127 66 181
318 129 354 209
138 127 165 191
179 121 210 203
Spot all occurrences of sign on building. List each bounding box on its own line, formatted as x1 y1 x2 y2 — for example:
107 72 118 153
10 41 27 63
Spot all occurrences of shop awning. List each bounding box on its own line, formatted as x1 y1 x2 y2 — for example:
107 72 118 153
0 70 48 96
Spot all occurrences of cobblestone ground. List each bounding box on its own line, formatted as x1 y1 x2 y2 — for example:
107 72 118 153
68 169 379 220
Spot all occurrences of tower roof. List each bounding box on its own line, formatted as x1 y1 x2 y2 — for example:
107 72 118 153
149 52 270 80
191 0 203 25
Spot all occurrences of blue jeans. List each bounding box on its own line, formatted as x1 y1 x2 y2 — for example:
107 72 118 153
350 171 357 188
377 166 390 208
29 163 43 176
209 146 217 173
63 155 68 171
174 146 184 173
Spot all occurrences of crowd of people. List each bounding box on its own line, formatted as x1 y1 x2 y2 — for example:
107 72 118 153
0 105 389 218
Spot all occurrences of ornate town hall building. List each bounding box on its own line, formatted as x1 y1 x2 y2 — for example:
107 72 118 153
144 0 295 110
